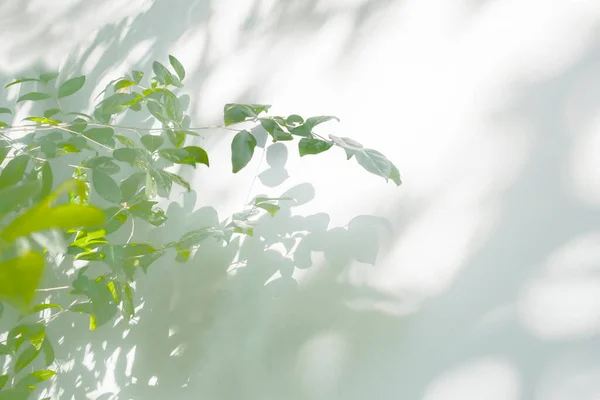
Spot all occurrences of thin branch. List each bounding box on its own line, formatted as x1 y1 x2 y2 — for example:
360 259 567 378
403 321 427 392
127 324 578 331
36 286 70 292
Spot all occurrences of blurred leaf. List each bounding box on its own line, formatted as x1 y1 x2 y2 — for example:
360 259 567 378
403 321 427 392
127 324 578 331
0 375 7 389
253 196 294 204
83 127 115 147
0 140 9 165
166 129 185 148
132 71 144 84
0 107 12 114
104 207 128 234
119 172 145 203
256 202 280 216
129 201 167 226
43 108 61 118
5 78 39 88
141 134 164 152
0 155 29 191
152 61 181 87
92 170 121 203
115 135 136 148
0 251 43 311
58 76 85 98
83 156 120 175
298 137 332 156
231 130 256 173
114 79 136 91
70 273 118 330
113 148 147 168
39 72 59 83
163 171 190 192
34 162 53 202
0 345 10 355
169 55 185 81
164 90 183 123
0 180 41 221
144 171 157 199
183 146 209 166
224 103 270 126
15 344 39 374
28 304 62 314
23 116 59 125
17 92 51 103
123 284 135 319
41 337 54 366
389 164 402 186
16 369 55 390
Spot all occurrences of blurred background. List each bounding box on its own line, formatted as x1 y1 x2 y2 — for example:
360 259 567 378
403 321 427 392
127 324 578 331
2 0 600 399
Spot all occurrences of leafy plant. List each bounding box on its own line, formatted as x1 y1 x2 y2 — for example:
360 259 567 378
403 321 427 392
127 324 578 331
0 56 400 397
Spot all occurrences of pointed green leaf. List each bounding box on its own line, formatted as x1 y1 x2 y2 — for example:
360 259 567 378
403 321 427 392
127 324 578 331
290 115 339 137
152 61 172 85
166 129 186 148
224 103 270 126
39 72 59 83
104 207 129 234
298 137 333 156
93 170 121 203
259 118 292 141
83 127 115 147
113 148 146 167
141 134 164 152
169 55 185 81
0 180 42 221
17 92 51 102
150 169 172 198
5 78 39 88
114 79 136 91
0 155 29 190
43 108 61 118
231 130 257 173
0 107 11 114
129 201 167 226
123 284 135 319
164 90 183 123
145 171 157 199
58 76 85 98
28 304 62 314
389 163 402 186
183 146 209 166
16 369 56 390
163 171 190 192
115 134 136 147
41 337 54 366
0 252 44 312
132 70 144 84
146 101 168 123
15 344 39 373
157 148 196 166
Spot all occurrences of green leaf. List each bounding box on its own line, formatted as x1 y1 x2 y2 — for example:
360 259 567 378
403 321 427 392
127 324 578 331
39 72 59 83
28 304 62 314
183 146 209 166
286 114 304 126
163 171 190 192
298 137 333 156
0 344 10 355
43 108 61 118
15 344 39 374
166 129 186 148
93 170 121 203
0 107 11 114
329 135 363 159
389 164 402 186
259 118 293 141
150 169 172 198
113 148 147 168
35 162 53 202
169 55 185 81
256 202 280 216
115 134 136 147
129 201 167 226
23 116 59 125
16 369 55 390
0 252 44 312
119 172 145 203
5 78 39 88
157 148 196 166
0 155 29 191
0 140 9 165
231 130 257 173
145 171 157 199
0 180 41 221
41 337 54 366
152 61 172 85
0 375 7 389
104 207 129 234
83 127 115 147
114 79 136 91
164 90 183 123
132 70 144 84
123 284 135 319
95 93 139 120
58 76 85 98
2 204 104 242
146 101 168 123
290 115 339 137
141 134 164 152
224 103 271 126
253 196 294 204
17 92 51 102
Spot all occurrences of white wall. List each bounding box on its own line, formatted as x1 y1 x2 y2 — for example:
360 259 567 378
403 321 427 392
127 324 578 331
2 0 600 399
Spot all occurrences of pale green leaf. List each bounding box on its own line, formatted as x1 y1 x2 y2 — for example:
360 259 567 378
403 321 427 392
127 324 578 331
224 103 270 126
141 134 164 152
93 170 121 203
231 130 257 173
0 107 11 114
0 155 29 191
0 252 44 312
298 137 333 156
17 92 51 102
15 344 39 373
39 72 59 83
256 202 280 216
183 145 209 166
5 78 39 88
169 55 185 81
58 76 85 98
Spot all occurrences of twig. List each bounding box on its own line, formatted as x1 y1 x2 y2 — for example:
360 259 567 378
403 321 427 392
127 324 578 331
36 286 70 292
